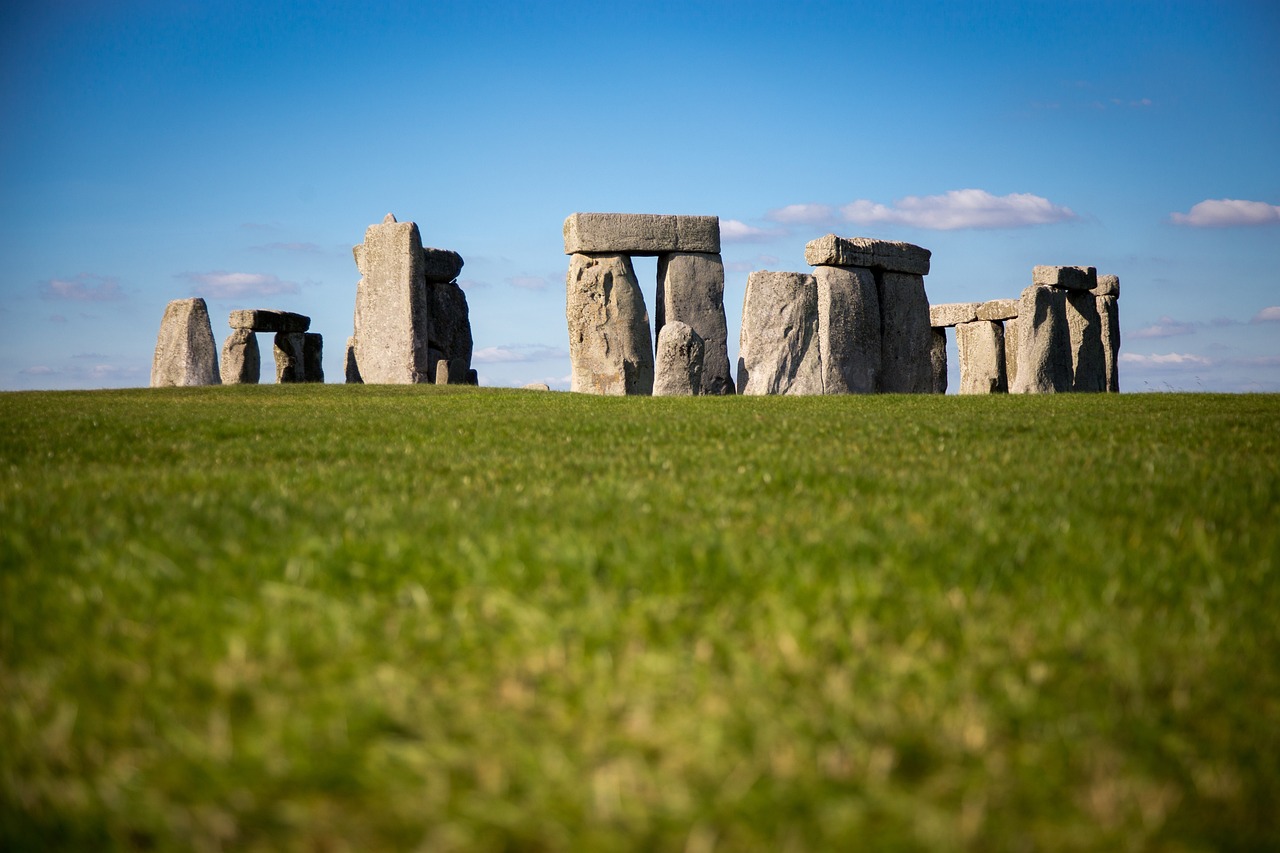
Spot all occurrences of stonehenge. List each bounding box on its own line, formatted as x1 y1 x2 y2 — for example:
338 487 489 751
222 309 322 384
151 298 221 387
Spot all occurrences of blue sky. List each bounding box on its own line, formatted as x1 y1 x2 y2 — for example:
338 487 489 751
2 0 1277 392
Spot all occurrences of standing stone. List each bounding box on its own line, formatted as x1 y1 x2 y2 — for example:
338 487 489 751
566 253 654 395
220 329 260 384
303 333 323 383
427 281 473 384
814 265 880 394
956 320 1007 394
351 214 432 384
737 271 822 396
1004 317 1020 389
151 298 221 387
1065 291 1106 392
930 328 948 394
1098 294 1120 392
466 369 478 386
1010 285 1072 393
653 321 705 396
274 332 305 383
878 272 933 393
435 359 451 385
656 252 734 394
344 336 362 384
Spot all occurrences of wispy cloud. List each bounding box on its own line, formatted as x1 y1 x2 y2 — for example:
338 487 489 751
841 189 1078 230
458 278 489 291
1171 199 1280 227
178 271 300 299
506 274 556 291
20 365 58 376
473 344 569 364
1251 306 1280 323
1119 352 1212 368
720 219 787 243
724 254 783 273
1131 317 1197 339
250 241 324 254
40 273 125 302
765 204 838 226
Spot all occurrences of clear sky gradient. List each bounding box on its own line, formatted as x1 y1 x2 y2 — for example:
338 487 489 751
3 0 1278 391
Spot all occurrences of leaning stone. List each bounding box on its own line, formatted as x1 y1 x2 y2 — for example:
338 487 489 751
929 302 980 328
566 253 654 395
303 333 323 383
151 298 221 387
1004 317 1020 388
1010 285 1072 393
220 329 260 384
931 328 948 394
1065 290 1106 392
427 281 473 384
344 336 362 384
656 252 734 394
1098 295 1120 392
738 271 822 395
351 214 432 383
1033 265 1098 291
563 213 720 255
956 320 1007 394
274 332 305 383
878 272 934 393
523 382 551 391
1095 274 1120 298
422 248 464 283
977 298 1019 321
804 235 931 275
228 309 310 333
814 265 880 393
653 321 705 396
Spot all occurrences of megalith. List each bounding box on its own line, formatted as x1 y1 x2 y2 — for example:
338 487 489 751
1065 290 1106 392
303 333 324 383
738 271 822 395
220 329 260 385
151 298 221 387
814 265 881 394
930 328 948 394
1010 284 1073 393
566 252 654 395
956 320 1007 394
427 280 473 384
350 214 433 384
1096 275 1121 392
653 321 705 396
344 336 361 384
274 332 306 383
656 252 734 395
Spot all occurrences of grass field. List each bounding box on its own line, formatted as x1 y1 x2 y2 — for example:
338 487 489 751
2 386 1278 851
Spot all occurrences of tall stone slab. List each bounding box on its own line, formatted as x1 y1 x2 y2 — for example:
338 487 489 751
351 214 432 384
956 320 1007 394
1098 294 1120 392
220 329 260 384
1010 285 1072 393
653 321 705 397
151 298 221 387
428 281 473 384
566 253 654 395
1004 317 1020 389
878 272 933 393
274 332 305 383
656 252 734 395
1065 290 1106 392
814 265 880 394
737 272 822 396
303 333 323 383
930 328 948 394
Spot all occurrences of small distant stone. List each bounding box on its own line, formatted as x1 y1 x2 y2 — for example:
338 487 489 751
522 382 551 391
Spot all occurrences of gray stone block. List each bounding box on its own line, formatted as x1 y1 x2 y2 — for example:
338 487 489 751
1033 265 1098 291
220 329 260 384
878 272 933 393
228 309 310 333
273 332 305 383
151 298 221 387
1066 290 1106 392
427 281 473 383
977 298 1019 321
303 333 323 383
1004 317 1020 389
1095 274 1120 298
931 328 948 394
351 214 433 384
566 253 654 395
422 248 464 283
738 271 822 396
815 265 880 394
929 302 980 328
434 358 450 385
956 320 1007 394
804 235 931 275
522 382 551 391
1010 285 1072 393
656 252 734 395
344 336 362 384
563 213 720 255
653 321 705 397
1099 294 1120 392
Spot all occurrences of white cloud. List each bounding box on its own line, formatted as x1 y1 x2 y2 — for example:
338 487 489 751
840 189 1078 230
40 274 125 302
720 219 786 243
506 274 555 291
1170 199 1280 227
1119 352 1212 367
179 271 300 299
1251 306 1280 323
473 344 568 364
765 203 837 225
1131 317 1196 339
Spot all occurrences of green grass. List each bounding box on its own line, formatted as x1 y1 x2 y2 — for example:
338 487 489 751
2 386 1278 851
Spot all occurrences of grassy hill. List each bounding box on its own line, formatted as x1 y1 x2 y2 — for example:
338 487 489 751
2 386 1277 851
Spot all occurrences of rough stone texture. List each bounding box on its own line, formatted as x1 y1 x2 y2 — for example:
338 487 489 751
344 336 362 384
427 281 473 384
1033 265 1098 291
814 265 880 394
929 302 980 328
303 333 323 383
523 382 551 391
656 252 734 394
563 213 720 255
804 235 931 275
466 369 478 386
956 320 1007 394
566 253 654 395
1098 294 1121 392
1010 285 1073 393
228 309 310 333
878 272 934 393
220 329 260 384
1065 290 1106 392
423 248 464 283
931 328 948 394
351 214 432 384
1095 274 1120 298
1004 317 1020 388
653 321 705 397
434 358 452 385
977 298 1019 321
737 272 822 396
274 332 305 383
151 298 221 387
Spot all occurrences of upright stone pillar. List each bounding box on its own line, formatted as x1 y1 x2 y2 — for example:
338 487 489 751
1010 284 1073 393
566 253 654 395
656 252 734 395
1065 291 1106 392
930 328 948 394
274 332 305 383
350 214 432 384
737 271 822 395
977 299 1019 392
151 298 220 387
653 321 705 397
956 320 1007 394
813 265 880 394
303 333 323 383
1096 275 1121 392
220 329 260 384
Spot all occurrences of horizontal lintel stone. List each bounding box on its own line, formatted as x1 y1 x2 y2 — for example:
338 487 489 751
929 302 980 328
976 298 1019 321
1032 265 1098 291
804 234 931 275
228 309 311 333
1094 274 1120 298
563 213 720 255
423 248 464 283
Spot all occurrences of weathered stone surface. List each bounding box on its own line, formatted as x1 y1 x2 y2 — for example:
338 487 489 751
1033 265 1098 291
522 382 551 391
653 321 705 397
274 332 305 383
344 336 362 384
427 281 473 384
228 309 310 333
931 328 948 394
929 302 980 328
1004 317 1020 388
814 265 880 394
804 235 931 275
422 248 464 283
656 252 734 395
566 253 654 395
466 369 478 386
151 298 221 387
1010 285 1072 393
351 214 432 383
737 272 822 396
1095 274 1120 298
434 358 450 385
563 213 720 255
220 329 260 384
977 298 1019 321
956 320 1007 394
303 333 323 383
1098 294 1120 392
878 272 934 393
1066 290 1106 392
